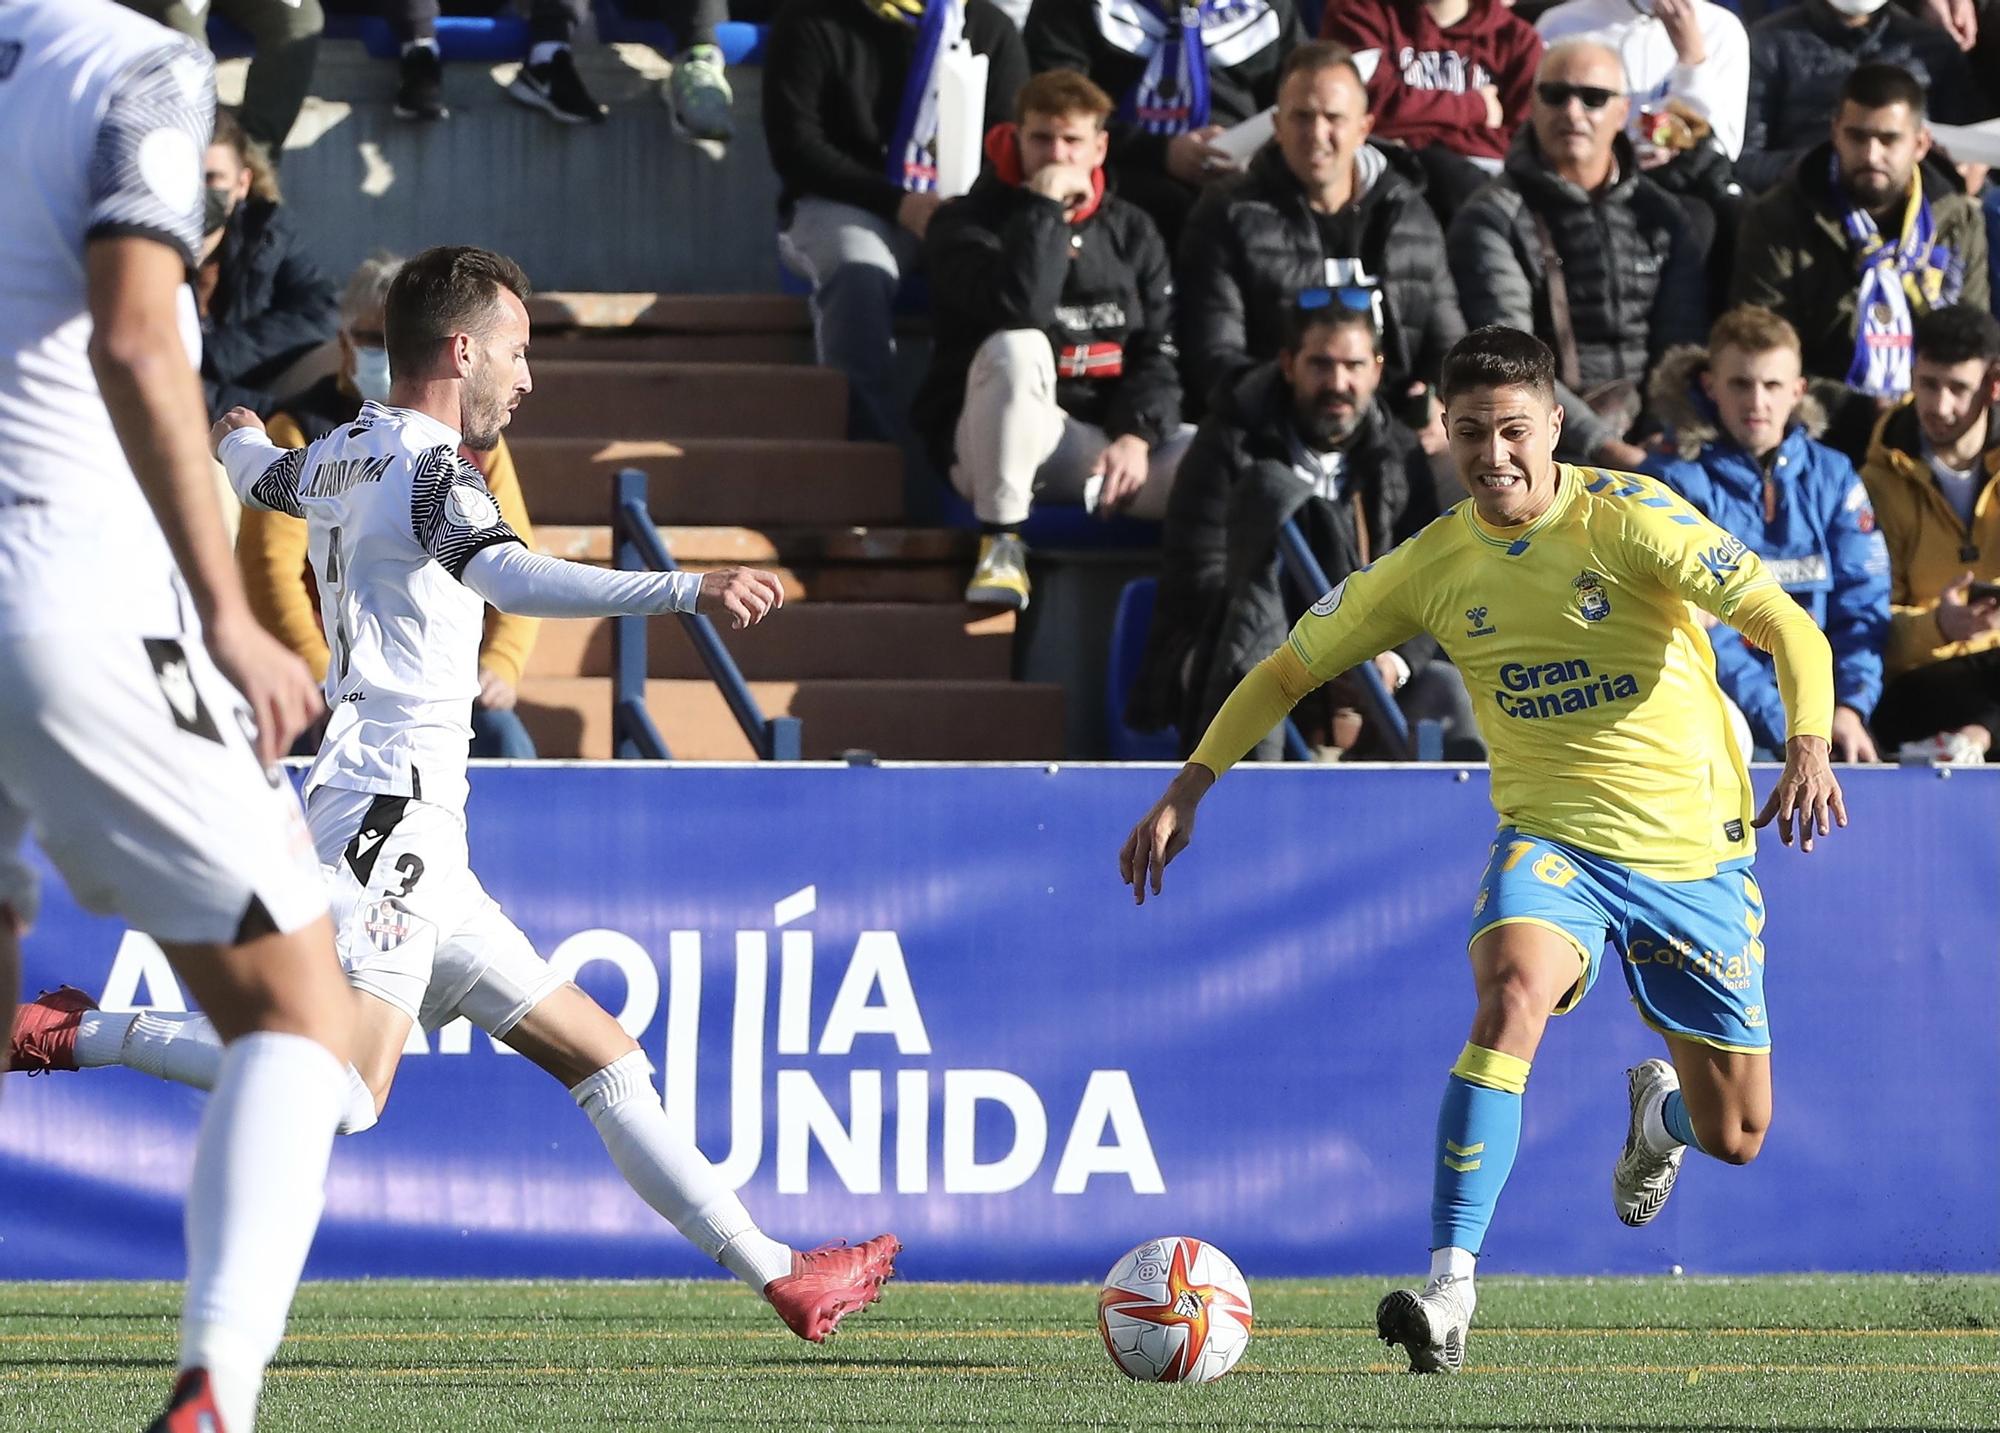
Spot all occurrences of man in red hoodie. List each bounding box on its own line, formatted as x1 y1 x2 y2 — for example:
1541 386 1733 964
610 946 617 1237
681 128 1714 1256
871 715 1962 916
1323 0 1544 218
913 69 1190 610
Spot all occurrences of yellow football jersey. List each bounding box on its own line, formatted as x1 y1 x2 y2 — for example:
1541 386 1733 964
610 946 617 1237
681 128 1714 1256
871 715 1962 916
1281 464 1828 879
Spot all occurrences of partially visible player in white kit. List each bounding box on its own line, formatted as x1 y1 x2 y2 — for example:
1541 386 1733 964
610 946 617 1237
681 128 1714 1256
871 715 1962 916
0 3 358 1431
13 245 899 1340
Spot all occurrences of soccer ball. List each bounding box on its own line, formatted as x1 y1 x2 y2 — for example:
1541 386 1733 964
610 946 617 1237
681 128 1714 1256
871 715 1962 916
1097 1236 1254 1383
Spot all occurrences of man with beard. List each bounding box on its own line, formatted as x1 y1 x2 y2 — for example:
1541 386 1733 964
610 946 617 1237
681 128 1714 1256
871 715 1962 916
1859 303 2000 760
1733 63 1989 461
1131 297 1482 759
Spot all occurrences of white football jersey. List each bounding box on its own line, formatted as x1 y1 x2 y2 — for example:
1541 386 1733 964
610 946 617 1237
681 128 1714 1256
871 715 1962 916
0 0 214 637
238 402 523 814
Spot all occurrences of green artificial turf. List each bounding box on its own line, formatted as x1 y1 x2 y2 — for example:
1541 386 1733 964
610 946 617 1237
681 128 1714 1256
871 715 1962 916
3 1275 1996 1430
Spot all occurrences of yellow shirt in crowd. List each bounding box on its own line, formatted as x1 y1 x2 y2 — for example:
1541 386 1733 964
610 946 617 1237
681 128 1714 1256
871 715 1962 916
1194 464 1836 880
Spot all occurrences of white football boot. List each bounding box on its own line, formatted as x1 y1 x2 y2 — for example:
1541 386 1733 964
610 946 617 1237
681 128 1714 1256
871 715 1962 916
1376 1273 1476 1373
1613 1057 1686 1227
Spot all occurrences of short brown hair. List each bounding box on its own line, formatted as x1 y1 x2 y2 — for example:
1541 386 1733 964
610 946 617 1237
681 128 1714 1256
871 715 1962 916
1707 305 1801 362
384 245 532 378
1013 69 1114 127
1278 39 1365 95
1441 325 1556 407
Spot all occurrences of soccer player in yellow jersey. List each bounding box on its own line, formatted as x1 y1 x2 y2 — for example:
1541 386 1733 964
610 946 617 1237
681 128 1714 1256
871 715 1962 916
1119 326 1849 1373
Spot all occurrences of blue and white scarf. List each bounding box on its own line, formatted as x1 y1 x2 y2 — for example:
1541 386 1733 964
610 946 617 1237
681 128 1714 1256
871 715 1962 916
884 0 965 192
1838 155 1963 399
1098 0 1280 136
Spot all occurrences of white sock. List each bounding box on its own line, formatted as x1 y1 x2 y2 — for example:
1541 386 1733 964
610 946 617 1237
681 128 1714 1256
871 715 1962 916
571 1052 794 1290
528 41 564 68
1640 1086 1682 1156
180 1032 343 1433
73 1010 138 1068
1429 1246 1477 1284
339 1065 380 1136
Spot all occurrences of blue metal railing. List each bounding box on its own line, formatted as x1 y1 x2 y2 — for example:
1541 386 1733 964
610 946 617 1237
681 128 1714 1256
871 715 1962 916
1276 518 1442 761
610 468 802 761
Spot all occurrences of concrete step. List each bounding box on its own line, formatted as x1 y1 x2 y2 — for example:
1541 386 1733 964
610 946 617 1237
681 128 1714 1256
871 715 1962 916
514 677 1065 760
507 438 903 527
533 330 816 364
522 604 1015 681
509 360 847 441
532 524 973 565
529 293 811 333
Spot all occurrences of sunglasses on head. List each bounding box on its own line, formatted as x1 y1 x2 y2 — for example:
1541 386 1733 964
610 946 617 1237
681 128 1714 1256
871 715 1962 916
1535 82 1623 110
1297 285 1375 315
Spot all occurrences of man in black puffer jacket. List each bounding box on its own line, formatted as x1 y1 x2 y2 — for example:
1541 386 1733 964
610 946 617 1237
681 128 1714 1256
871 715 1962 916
1738 0 1978 197
1447 39 1705 468
1131 299 1482 760
915 69 1189 612
1177 40 1464 423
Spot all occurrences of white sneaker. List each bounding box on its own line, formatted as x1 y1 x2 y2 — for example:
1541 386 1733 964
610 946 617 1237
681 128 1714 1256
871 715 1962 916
1613 1057 1685 1227
1376 1273 1475 1373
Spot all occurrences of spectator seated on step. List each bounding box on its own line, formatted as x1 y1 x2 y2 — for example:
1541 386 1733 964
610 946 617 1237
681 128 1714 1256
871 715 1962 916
1024 0 1303 251
238 253 542 759
196 108 340 421
1446 40 1706 469
1731 63 1990 463
1857 304 2000 762
764 0 1027 440
1176 40 1464 443
1648 305 1890 762
117 0 322 153
913 69 1193 612
1320 0 1544 222
1129 296 1482 759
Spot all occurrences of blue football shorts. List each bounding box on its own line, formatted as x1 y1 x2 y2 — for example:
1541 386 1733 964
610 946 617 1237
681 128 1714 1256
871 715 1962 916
1468 826 1770 1053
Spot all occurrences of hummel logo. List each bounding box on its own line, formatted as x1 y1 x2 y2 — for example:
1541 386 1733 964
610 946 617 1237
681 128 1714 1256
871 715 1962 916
1464 605 1497 638
354 830 384 858
158 660 199 724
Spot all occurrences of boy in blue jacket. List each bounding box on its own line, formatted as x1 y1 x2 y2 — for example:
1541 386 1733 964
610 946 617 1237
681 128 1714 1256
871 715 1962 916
1648 305 1891 761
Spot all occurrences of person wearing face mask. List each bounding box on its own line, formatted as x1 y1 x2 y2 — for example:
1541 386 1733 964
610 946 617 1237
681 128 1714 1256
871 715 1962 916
1446 40 1706 468
1732 63 1989 460
239 253 543 759
1130 295 1482 760
1736 0 1977 196
197 108 339 422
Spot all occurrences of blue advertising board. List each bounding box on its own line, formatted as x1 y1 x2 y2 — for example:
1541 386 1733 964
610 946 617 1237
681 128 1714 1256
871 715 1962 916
0 763 1994 1282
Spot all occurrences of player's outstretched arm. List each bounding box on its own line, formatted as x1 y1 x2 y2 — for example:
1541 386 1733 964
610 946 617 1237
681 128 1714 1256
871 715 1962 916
1733 586 1847 851
86 241 322 766
461 544 784 628
1753 735 1846 852
1120 763 1215 906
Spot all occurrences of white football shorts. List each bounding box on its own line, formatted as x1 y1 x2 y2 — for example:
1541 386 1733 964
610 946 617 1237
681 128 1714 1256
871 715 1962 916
306 785 564 1037
0 631 326 943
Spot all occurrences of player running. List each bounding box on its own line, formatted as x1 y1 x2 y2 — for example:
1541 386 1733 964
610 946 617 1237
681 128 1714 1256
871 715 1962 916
12 244 897 1342
0 3 358 1429
1118 326 1846 1374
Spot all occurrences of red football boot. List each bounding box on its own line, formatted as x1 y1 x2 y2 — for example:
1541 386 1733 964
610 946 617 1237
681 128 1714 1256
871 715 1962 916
8 985 95 1073
144 1368 227 1433
764 1234 901 1343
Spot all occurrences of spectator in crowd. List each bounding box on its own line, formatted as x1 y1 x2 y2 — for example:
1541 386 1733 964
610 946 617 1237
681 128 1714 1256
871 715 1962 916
764 0 1027 441
1025 0 1302 248
238 254 542 759
1176 40 1464 436
1447 40 1705 467
1737 0 1977 195
1648 305 1890 761
1133 297 1481 759
198 109 341 421
1733 64 1989 460
1320 0 1544 220
117 0 322 153
1536 0 1749 166
502 3 610 124
913 70 1190 611
1859 304 2000 761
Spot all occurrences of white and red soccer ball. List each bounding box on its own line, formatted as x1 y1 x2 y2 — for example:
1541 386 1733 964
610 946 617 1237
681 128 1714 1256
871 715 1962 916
1097 1236 1254 1384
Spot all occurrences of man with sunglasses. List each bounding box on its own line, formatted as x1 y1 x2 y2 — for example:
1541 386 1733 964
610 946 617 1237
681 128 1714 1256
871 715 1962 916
1448 39 1705 471
1121 322 1845 1375
1177 41 1465 433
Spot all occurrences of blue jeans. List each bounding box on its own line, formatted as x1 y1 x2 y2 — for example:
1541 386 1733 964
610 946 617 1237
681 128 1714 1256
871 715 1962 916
470 705 537 759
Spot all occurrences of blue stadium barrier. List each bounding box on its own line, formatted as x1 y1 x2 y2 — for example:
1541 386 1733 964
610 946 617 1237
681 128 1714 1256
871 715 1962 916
1 764 1993 1282
1105 578 1179 761
609 468 801 760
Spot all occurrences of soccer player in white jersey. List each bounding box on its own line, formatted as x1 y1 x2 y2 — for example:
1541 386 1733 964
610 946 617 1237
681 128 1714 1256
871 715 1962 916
0 3 357 1430
12 245 899 1341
